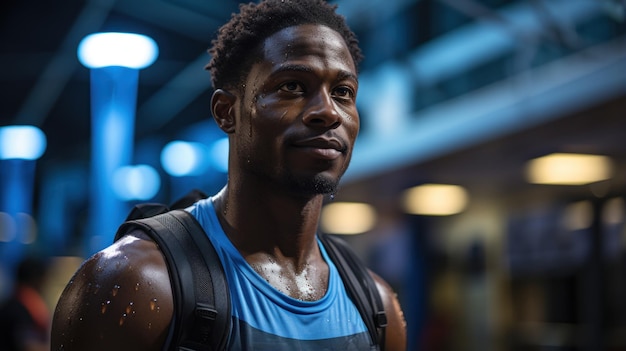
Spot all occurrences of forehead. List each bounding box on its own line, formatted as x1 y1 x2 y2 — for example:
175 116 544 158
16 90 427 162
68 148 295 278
258 24 357 76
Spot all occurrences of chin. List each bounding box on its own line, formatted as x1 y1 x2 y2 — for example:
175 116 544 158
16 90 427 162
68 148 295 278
286 173 340 196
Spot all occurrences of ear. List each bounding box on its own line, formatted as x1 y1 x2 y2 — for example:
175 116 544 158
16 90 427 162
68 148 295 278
211 89 236 133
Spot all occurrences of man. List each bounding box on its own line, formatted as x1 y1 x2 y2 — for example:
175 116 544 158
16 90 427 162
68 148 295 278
51 0 407 349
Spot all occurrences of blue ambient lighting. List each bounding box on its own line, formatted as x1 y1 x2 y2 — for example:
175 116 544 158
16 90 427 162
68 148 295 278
0 125 47 160
211 137 229 173
77 32 158 69
112 165 161 201
79 32 158 254
161 141 209 177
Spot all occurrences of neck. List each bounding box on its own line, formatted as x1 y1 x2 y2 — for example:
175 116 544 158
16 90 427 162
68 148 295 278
213 181 326 266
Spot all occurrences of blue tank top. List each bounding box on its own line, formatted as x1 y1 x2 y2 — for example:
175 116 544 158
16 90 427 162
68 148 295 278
187 198 372 350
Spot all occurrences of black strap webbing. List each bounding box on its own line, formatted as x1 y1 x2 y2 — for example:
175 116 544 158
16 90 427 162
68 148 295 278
319 234 388 350
115 210 230 351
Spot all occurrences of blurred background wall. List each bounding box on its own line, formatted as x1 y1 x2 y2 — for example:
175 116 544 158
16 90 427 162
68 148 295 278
0 0 625 350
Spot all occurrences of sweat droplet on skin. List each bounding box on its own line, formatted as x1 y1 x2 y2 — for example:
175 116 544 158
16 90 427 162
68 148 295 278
101 300 111 314
150 298 158 311
125 302 134 314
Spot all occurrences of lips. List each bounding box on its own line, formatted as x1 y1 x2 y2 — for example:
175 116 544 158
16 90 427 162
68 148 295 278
291 137 346 160
293 137 345 152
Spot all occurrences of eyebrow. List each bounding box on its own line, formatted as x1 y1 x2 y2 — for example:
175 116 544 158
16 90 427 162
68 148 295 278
271 63 358 83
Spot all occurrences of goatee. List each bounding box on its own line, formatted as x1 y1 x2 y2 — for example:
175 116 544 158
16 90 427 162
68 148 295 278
286 173 339 196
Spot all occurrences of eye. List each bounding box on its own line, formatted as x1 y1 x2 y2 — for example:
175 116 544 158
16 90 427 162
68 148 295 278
279 81 305 94
332 86 355 100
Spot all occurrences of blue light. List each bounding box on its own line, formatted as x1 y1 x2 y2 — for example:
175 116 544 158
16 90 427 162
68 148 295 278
211 137 229 173
161 141 209 177
112 165 161 201
0 125 47 160
79 32 158 255
77 32 158 69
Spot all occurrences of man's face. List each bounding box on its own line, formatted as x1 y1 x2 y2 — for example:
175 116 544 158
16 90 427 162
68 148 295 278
232 24 360 196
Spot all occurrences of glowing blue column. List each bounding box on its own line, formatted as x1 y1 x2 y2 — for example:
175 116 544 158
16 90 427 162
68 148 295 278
0 126 46 293
78 32 158 255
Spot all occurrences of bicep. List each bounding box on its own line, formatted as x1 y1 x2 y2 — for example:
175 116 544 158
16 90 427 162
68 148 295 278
371 271 407 351
51 235 174 350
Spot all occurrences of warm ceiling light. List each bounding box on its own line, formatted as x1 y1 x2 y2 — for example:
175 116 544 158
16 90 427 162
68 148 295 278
402 184 468 216
320 202 377 235
525 153 613 185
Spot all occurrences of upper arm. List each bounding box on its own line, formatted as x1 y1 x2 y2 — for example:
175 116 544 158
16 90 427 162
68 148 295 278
371 271 407 351
51 233 174 350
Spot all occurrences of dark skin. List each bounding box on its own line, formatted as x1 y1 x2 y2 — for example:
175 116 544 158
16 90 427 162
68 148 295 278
52 24 406 350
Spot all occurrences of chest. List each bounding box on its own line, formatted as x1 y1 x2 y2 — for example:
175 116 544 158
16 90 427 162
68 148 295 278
248 258 329 301
225 260 372 350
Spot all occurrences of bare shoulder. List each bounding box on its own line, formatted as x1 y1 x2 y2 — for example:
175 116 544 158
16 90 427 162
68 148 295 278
51 232 173 351
370 270 407 351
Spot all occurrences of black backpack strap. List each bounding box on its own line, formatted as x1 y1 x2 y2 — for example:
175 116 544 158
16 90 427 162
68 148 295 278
115 210 230 351
125 203 171 220
319 234 388 350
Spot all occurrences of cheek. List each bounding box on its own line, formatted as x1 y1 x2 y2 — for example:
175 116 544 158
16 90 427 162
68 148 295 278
351 115 360 135
344 110 360 139
246 114 283 155
251 96 299 137
256 93 298 117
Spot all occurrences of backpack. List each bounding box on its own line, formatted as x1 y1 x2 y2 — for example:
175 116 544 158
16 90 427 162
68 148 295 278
114 190 388 351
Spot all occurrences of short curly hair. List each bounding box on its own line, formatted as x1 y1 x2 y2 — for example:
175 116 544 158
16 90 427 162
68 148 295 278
206 0 363 91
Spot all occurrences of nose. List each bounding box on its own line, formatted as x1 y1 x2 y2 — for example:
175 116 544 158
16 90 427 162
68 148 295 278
302 90 341 129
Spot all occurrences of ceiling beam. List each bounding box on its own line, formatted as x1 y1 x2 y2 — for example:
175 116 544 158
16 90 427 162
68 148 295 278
12 0 117 127
344 37 626 182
